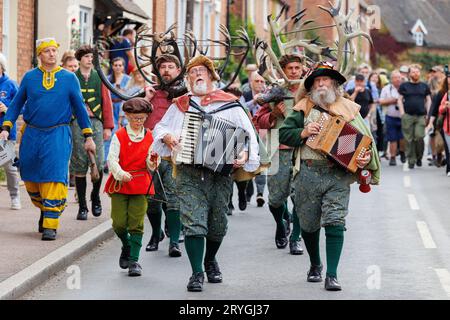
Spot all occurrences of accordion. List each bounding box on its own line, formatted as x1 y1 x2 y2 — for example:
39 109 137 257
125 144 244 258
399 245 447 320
175 111 249 176
306 113 372 173
0 140 15 167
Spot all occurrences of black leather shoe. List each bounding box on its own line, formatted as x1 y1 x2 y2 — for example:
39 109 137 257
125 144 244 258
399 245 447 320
146 237 159 251
400 152 406 163
128 261 142 277
119 246 130 269
77 207 88 221
204 261 223 283
238 197 247 211
169 243 182 257
91 195 102 217
289 240 304 255
416 159 422 167
42 228 57 241
38 211 44 233
275 230 288 249
325 276 342 291
256 193 265 207
187 272 204 292
307 265 323 283
408 163 415 169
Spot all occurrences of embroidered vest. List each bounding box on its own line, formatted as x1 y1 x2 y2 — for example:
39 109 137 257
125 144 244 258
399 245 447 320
76 69 103 121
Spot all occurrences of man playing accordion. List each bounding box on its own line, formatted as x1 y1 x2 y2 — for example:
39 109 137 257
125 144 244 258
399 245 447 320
279 62 381 291
152 55 260 292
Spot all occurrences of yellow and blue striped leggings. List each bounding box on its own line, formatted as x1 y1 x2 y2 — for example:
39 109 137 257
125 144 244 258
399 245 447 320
25 182 68 230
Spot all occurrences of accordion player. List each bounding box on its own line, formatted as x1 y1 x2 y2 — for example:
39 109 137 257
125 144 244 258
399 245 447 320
306 112 372 173
174 109 250 176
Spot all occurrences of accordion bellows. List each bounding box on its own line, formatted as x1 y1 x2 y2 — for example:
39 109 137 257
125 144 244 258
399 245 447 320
306 113 372 173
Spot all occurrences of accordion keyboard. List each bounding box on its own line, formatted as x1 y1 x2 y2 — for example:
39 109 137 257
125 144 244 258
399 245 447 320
176 111 203 164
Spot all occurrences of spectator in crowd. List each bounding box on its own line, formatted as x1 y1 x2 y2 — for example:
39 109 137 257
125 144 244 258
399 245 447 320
380 70 406 166
399 65 410 82
103 57 131 173
110 29 136 74
427 66 446 167
0 52 21 210
118 69 149 128
345 63 379 102
431 70 450 174
61 52 79 73
241 64 258 99
369 72 386 155
398 64 432 169
347 74 375 128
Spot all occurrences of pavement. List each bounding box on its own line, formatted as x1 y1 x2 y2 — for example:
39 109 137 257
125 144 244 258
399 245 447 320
0 178 114 300
19 155 450 300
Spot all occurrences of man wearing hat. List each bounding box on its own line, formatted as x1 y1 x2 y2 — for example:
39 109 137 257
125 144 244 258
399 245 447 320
104 97 156 277
255 54 305 255
143 54 185 257
0 38 95 240
279 61 380 291
71 45 114 221
152 55 260 292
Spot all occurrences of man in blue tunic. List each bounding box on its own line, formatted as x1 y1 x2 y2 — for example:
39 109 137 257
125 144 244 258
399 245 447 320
0 38 96 240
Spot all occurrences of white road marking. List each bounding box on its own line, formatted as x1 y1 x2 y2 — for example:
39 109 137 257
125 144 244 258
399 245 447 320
416 221 437 249
404 176 411 188
434 269 450 297
408 194 420 210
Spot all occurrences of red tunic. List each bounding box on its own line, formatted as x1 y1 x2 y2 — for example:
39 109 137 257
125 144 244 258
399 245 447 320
104 127 155 195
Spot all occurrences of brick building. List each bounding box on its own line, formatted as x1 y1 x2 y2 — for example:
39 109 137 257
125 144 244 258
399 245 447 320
0 0 35 82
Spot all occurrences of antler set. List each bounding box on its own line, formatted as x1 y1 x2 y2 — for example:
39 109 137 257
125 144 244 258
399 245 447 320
254 0 373 87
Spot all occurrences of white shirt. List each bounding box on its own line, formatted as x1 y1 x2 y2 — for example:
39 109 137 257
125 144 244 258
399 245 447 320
152 95 260 172
380 84 400 118
107 124 154 181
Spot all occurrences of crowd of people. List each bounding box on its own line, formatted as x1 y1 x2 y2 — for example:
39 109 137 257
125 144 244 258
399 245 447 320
0 26 447 294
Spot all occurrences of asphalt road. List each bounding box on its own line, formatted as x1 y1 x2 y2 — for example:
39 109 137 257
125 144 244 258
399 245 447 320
22 158 450 300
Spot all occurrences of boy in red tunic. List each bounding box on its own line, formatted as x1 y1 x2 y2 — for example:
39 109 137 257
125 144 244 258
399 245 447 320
104 98 157 276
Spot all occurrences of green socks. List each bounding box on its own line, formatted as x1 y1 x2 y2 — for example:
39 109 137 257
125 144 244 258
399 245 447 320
204 239 222 263
325 225 345 278
147 202 163 240
166 210 181 244
301 228 321 267
185 236 205 273
116 231 130 249
129 233 143 262
290 214 301 241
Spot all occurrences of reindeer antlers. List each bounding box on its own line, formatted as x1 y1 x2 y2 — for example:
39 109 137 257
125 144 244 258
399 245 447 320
318 0 373 77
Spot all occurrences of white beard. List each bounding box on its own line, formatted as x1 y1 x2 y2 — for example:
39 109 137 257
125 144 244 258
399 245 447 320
193 82 208 95
310 87 337 107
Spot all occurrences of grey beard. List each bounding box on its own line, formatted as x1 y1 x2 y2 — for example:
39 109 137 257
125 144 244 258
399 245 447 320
193 82 208 95
310 88 337 107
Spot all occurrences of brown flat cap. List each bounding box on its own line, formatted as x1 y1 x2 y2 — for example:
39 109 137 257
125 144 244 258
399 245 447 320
122 98 152 114
186 55 220 81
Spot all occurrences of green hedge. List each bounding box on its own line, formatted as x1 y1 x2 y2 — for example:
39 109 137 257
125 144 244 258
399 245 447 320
408 52 450 71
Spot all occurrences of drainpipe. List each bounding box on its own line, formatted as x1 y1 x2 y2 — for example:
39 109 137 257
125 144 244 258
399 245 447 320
32 0 39 67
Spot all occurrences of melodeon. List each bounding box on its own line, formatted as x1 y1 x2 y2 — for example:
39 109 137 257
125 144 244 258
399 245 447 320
306 113 372 173
175 111 249 176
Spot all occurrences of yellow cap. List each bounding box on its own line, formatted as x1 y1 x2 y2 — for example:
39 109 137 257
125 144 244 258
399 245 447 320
36 38 60 56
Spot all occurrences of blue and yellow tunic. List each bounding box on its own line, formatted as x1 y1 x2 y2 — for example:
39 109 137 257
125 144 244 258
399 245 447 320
2 67 93 184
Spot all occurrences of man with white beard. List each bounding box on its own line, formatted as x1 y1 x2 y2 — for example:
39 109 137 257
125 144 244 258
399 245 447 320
280 62 380 291
152 55 260 292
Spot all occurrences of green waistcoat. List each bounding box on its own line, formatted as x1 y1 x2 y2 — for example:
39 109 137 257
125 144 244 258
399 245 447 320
75 69 103 121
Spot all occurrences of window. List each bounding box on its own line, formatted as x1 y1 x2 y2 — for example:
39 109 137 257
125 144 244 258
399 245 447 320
193 1 201 39
413 32 423 46
249 0 255 24
2 0 10 60
166 0 176 30
79 6 92 45
263 0 268 30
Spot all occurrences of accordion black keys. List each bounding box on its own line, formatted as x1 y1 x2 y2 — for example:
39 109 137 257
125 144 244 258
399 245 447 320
175 111 249 176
